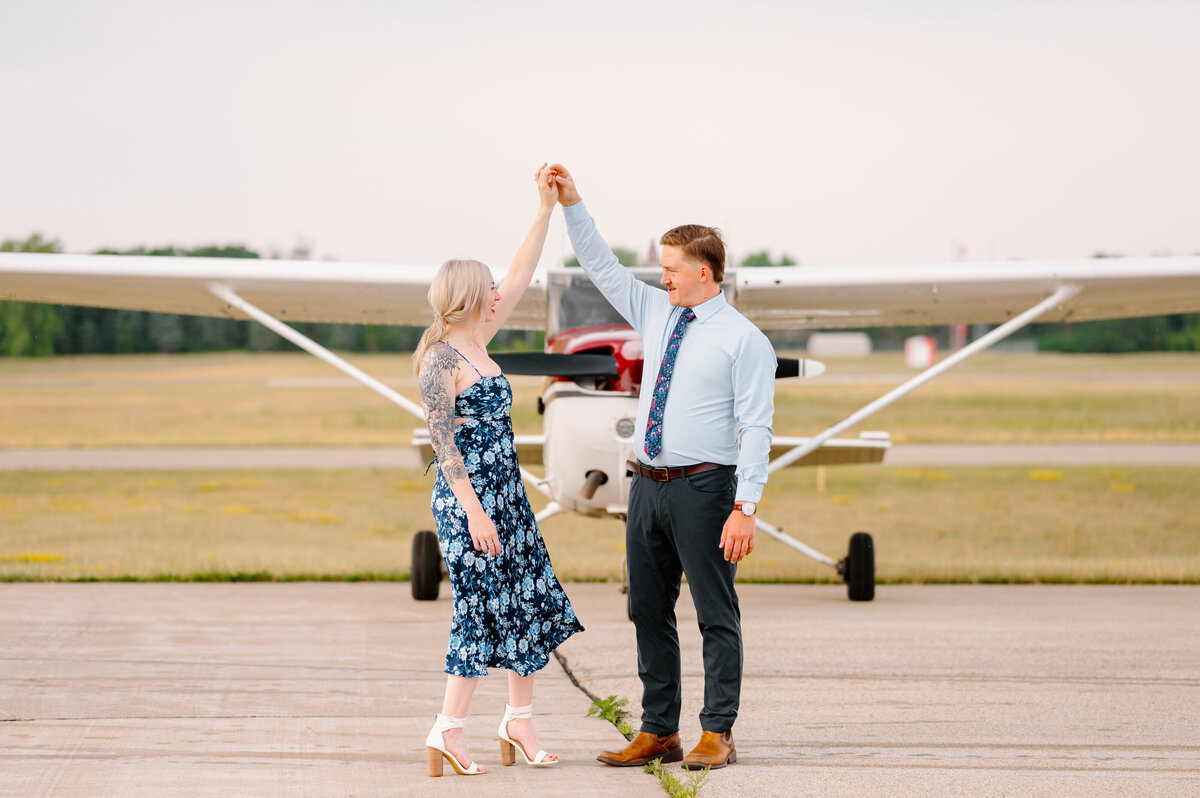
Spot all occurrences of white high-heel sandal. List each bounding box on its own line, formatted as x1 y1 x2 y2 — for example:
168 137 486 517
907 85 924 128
425 714 485 777
497 703 558 767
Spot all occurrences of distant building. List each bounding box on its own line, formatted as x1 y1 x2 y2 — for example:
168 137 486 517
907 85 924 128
806 332 873 358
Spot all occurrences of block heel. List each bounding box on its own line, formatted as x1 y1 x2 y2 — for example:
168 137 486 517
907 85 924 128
424 714 485 776
427 746 444 777
497 703 558 767
499 738 516 766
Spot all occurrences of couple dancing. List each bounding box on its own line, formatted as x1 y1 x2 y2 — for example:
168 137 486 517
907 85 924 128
415 164 776 776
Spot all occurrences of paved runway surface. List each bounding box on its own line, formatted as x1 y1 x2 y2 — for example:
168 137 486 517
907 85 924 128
3 444 1200 470
2 584 1198 797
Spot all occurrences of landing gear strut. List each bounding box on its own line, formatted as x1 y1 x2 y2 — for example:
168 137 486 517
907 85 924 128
754 519 876 602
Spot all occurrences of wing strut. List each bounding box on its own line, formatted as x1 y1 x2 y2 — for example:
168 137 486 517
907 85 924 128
768 284 1080 474
206 282 554 498
208 282 427 420
756 284 1081 564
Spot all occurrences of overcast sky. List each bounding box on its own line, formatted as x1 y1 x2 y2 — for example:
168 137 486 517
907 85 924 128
2 1 1197 272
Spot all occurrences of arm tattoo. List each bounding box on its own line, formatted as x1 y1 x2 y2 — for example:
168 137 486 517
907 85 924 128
419 343 470 486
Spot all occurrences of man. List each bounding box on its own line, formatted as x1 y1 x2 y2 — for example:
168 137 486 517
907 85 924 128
552 165 776 770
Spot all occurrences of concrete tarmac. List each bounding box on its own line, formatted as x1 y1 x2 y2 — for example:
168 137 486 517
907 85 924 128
2 584 1198 797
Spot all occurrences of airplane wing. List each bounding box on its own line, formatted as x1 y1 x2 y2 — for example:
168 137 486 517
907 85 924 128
2 252 1199 328
0 253 549 328
726 257 1200 328
769 434 889 466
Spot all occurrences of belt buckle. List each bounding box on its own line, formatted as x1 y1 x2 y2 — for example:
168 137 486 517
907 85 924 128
650 466 671 482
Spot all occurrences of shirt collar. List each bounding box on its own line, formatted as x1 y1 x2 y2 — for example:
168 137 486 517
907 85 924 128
686 289 728 323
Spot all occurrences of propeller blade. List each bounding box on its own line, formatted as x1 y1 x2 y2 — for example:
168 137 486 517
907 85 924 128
493 353 821 380
776 358 826 379
491 352 619 378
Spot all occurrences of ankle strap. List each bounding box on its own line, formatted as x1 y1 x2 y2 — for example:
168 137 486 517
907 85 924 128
435 713 467 730
503 703 533 721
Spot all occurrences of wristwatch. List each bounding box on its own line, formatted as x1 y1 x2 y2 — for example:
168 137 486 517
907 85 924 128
734 501 757 517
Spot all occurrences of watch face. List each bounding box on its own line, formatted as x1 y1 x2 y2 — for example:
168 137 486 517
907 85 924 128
741 502 756 516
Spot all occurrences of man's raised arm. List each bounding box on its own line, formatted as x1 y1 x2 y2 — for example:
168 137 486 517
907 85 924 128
552 164 658 334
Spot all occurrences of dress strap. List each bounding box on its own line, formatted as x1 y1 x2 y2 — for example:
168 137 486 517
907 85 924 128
442 342 483 378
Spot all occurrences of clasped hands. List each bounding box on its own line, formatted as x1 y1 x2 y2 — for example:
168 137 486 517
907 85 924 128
531 163 583 208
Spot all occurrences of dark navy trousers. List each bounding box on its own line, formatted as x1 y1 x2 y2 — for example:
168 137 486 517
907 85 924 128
626 465 742 735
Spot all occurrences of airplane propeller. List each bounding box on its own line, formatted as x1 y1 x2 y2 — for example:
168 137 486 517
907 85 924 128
491 353 824 381
490 353 619 377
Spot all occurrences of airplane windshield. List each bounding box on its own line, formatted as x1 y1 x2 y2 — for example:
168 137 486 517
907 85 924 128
548 269 665 336
547 269 738 337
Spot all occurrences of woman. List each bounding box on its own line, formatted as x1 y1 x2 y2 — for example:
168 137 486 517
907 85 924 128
414 164 583 777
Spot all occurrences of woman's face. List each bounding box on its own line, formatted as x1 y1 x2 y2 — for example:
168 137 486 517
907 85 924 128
481 275 501 324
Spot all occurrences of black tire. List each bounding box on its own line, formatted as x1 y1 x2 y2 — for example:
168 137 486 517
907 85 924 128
845 531 875 602
411 530 441 601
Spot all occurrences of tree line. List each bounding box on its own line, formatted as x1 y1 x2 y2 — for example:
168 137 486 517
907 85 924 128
1 234 1197 355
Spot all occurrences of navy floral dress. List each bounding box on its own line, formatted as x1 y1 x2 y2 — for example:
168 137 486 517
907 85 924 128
430 351 583 678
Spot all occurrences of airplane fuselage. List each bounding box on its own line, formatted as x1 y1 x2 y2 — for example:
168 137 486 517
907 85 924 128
541 325 645 518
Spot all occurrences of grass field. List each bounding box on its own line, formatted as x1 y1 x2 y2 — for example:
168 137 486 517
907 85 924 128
1 351 1198 583
1 351 1197 446
1 465 1196 584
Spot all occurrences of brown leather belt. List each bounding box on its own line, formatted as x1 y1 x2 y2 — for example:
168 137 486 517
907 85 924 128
626 459 727 483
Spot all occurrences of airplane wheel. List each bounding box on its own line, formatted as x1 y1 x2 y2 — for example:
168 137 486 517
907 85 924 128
844 532 875 602
411 530 441 601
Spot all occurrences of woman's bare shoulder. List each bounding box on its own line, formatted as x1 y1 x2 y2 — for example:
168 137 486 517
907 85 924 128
419 342 460 384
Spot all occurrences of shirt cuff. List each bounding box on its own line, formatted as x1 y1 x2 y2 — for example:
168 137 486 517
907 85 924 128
734 483 764 504
562 200 588 223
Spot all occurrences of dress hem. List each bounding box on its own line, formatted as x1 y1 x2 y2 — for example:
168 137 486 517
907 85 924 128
443 621 586 679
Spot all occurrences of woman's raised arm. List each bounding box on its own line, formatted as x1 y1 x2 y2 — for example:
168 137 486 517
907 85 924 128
485 164 558 341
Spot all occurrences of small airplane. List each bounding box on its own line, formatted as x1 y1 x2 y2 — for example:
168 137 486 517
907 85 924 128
3 249 1199 607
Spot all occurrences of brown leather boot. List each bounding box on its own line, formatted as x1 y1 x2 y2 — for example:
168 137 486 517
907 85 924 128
681 730 736 770
596 731 683 767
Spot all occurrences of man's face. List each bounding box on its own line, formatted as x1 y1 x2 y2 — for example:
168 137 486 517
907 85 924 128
660 245 708 307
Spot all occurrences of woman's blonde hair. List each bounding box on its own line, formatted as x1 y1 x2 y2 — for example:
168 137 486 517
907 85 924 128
412 258 493 376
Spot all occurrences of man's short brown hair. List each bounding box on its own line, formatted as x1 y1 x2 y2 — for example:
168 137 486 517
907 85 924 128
660 224 726 283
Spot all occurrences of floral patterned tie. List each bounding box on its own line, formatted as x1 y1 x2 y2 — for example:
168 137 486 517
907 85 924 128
644 308 696 459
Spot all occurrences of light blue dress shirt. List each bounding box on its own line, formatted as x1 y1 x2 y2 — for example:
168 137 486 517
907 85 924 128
564 201 776 503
